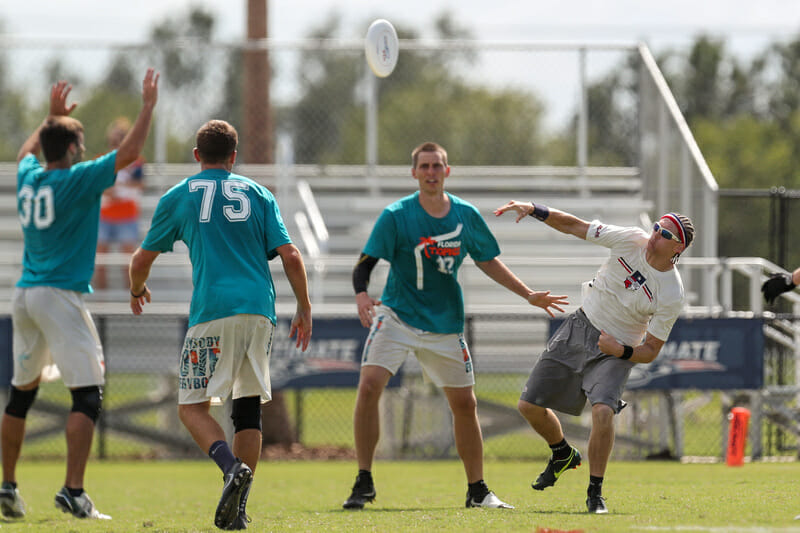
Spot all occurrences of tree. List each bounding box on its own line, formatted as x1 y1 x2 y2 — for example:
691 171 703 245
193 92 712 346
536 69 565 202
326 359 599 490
288 11 546 165
0 21 28 160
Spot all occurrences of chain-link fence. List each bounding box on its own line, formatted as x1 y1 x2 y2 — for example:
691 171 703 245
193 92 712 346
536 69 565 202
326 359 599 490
1 38 796 464
8 311 796 462
0 38 640 167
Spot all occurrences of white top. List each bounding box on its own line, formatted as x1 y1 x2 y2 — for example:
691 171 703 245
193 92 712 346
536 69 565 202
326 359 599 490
581 220 684 346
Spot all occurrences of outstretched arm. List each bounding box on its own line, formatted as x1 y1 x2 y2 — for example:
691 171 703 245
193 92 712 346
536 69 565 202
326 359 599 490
17 81 78 163
115 68 159 172
494 200 590 240
475 257 568 317
276 243 312 351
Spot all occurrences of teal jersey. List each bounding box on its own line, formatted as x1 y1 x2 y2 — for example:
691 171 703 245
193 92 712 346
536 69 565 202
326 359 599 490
363 192 500 334
16 152 117 292
142 169 291 327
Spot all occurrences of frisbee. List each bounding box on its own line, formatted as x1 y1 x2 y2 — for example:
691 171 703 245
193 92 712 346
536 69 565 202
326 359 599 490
364 19 399 78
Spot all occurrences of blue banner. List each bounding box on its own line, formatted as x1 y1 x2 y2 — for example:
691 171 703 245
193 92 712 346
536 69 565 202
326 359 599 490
549 317 764 390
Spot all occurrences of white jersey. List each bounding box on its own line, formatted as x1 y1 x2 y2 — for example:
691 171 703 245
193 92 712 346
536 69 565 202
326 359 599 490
581 220 684 346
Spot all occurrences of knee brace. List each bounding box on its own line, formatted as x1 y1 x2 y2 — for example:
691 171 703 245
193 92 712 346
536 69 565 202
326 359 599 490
70 386 103 423
231 396 262 433
5 386 39 419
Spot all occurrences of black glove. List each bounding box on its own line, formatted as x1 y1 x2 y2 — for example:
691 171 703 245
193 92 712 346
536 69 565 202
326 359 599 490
761 272 796 304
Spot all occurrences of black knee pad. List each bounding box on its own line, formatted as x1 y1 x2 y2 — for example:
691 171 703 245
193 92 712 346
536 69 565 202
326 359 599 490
231 396 262 433
5 386 39 419
70 386 103 423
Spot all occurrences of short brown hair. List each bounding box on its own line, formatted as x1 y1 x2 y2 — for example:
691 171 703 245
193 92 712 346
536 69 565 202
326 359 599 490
196 120 238 164
39 116 84 163
411 142 448 168
106 117 131 148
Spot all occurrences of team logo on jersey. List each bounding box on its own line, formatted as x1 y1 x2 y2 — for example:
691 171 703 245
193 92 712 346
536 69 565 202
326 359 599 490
617 257 653 301
414 224 464 290
417 236 461 258
594 224 604 238
624 271 646 291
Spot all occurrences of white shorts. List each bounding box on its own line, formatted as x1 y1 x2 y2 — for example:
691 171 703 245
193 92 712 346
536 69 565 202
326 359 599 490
361 305 475 388
12 287 105 388
179 314 275 405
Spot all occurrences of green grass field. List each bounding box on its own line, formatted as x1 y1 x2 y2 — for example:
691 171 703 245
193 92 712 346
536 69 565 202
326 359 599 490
2 459 799 532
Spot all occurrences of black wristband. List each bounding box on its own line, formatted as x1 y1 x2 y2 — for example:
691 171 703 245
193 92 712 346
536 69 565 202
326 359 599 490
530 202 550 221
130 284 147 298
621 345 634 360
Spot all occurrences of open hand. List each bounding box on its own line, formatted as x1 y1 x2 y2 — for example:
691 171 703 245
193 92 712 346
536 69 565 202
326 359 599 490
494 200 534 223
49 81 78 117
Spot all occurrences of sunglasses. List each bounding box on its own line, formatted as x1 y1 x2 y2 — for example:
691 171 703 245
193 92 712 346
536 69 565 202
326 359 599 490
653 222 682 243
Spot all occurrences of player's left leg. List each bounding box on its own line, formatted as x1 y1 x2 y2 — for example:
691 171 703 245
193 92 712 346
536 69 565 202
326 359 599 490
0 380 40 519
586 402 614 514
444 386 483 482
230 396 261 530
444 386 513 509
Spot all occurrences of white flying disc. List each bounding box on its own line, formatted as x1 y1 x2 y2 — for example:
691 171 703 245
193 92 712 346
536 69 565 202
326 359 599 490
364 19 399 78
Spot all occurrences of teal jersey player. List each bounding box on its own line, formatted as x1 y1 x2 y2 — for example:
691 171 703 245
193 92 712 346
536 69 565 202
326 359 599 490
343 142 567 512
141 169 292 327
364 191 500 334
16 151 117 293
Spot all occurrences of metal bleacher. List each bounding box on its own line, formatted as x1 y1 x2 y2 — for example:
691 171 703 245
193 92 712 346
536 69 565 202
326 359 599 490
0 161 650 320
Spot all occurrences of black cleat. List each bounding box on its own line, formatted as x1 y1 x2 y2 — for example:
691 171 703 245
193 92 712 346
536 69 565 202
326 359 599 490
227 511 251 530
532 446 582 490
342 474 376 510
586 494 608 514
215 461 253 530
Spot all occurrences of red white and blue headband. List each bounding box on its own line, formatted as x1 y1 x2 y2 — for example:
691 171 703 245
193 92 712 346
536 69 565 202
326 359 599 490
661 213 686 244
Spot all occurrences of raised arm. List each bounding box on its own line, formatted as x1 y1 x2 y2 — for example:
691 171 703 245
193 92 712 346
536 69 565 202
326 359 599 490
494 200 590 240
474 257 568 317
115 68 159 172
276 243 312 351
17 81 78 163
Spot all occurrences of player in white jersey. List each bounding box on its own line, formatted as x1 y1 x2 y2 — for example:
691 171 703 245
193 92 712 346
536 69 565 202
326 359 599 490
128 120 312 530
0 70 158 521
494 200 694 515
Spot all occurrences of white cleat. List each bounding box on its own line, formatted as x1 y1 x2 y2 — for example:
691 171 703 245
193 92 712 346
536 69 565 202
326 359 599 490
0 485 26 518
55 487 111 519
466 491 515 509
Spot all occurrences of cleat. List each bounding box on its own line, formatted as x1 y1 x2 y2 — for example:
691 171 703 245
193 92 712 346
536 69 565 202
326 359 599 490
226 477 252 530
54 487 111 519
227 511 251 530
215 460 253 530
532 446 582 490
342 474 376 510
465 491 514 509
0 483 25 518
587 494 608 514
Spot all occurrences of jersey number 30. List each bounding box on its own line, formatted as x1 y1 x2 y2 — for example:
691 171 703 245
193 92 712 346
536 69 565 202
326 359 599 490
18 185 54 229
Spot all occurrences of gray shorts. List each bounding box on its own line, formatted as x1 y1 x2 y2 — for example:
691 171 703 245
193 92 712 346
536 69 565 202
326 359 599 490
520 308 634 416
